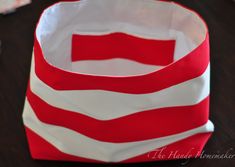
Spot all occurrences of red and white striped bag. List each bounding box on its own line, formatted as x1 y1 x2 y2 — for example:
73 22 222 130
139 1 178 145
22 0 214 163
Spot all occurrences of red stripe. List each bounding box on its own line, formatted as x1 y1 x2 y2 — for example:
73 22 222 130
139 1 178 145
72 33 175 66
25 126 212 163
26 86 209 143
33 33 209 93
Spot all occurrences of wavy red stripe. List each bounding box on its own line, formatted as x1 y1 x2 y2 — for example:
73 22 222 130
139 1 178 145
33 34 209 94
27 86 209 143
72 33 175 65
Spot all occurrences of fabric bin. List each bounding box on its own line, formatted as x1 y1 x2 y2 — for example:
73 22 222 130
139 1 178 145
22 0 214 163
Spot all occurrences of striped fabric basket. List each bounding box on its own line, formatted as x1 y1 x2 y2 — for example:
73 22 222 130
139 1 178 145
22 0 214 163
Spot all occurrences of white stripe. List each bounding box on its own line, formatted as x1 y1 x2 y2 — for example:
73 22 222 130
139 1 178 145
71 58 163 76
30 54 210 120
23 99 214 162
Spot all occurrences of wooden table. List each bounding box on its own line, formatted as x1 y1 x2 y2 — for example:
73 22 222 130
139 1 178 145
0 0 235 166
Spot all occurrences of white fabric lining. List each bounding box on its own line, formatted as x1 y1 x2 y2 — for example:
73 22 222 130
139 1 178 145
71 58 163 76
35 0 206 77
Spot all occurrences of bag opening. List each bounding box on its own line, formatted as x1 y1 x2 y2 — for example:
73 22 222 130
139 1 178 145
35 0 207 77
